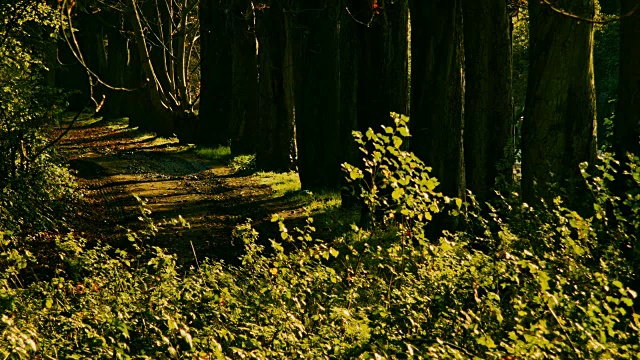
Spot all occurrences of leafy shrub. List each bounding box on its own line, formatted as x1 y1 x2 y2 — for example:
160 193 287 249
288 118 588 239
0 1 77 234
2 115 640 358
230 154 256 172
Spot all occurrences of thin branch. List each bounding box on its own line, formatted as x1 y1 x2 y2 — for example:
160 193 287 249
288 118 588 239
345 5 376 28
59 1 139 92
541 0 640 24
29 100 89 161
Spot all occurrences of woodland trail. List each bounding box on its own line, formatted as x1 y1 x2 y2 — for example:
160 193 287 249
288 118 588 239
56 116 311 265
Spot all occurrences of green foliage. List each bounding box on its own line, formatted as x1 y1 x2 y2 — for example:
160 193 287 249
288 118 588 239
0 1 76 234
2 118 640 358
194 146 232 160
229 154 256 172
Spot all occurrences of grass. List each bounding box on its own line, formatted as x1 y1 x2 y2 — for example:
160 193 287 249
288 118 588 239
254 171 301 196
194 146 232 160
252 170 360 234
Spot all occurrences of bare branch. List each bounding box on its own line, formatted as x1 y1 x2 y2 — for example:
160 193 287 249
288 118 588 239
540 0 640 24
59 1 139 92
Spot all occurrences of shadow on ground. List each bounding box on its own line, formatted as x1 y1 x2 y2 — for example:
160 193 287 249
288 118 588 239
58 116 359 266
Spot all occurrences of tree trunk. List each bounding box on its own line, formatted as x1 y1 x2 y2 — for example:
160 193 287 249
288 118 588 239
522 0 597 207
127 0 175 136
355 0 409 131
291 0 343 189
230 0 259 155
615 0 640 158
340 0 409 208
199 0 233 146
462 0 514 202
409 0 465 199
255 2 294 172
77 12 108 111
339 1 361 208
99 26 129 119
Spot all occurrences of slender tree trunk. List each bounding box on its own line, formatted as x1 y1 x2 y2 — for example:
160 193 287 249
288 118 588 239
615 0 640 158
199 0 233 146
462 0 514 202
522 0 597 207
409 0 465 199
291 0 343 189
255 2 294 171
230 0 259 155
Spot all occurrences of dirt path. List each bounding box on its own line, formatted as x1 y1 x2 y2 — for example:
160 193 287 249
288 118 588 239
57 116 307 264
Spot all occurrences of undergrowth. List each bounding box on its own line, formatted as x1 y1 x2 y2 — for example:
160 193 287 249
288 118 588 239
2 115 640 358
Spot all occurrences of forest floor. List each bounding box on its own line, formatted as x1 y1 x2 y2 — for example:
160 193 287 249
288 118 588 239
57 115 358 266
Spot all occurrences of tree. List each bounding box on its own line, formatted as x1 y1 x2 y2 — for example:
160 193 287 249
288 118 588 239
353 0 409 132
614 0 640 158
199 0 233 145
255 1 294 171
340 0 409 208
462 0 514 202
409 0 465 199
522 0 597 206
229 0 259 155
98 12 143 120
290 0 344 189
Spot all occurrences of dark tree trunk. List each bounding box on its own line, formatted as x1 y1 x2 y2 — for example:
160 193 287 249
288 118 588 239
522 0 597 207
77 12 108 111
229 0 260 155
199 0 233 146
340 0 409 208
355 0 409 131
615 0 640 158
409 0 465 199
99 26 129 119
339 1 361 208
291 0 344 189
462 0 514 202
255 2 294 171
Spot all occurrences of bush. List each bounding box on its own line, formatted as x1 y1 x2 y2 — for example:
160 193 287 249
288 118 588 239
2 115 639 358
0 1 76 234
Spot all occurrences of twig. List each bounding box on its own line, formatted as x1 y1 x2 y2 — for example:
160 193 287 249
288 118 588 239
541 0 640 25
30 100 88 161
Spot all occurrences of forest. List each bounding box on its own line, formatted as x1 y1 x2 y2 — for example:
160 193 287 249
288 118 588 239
1 0 640 358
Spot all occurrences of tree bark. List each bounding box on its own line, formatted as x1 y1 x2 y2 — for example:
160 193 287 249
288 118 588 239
291 0 344 189
230 0 259 155
99 26 129 119
615 0 640 158
355 0 409 131
522 0 597 207
127 0 175 136
340 0 409 208
255 2 294 172
409 0 465 199
199 0 233 146
462 0 514 202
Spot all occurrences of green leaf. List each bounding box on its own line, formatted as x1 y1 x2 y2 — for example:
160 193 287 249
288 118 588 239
392 188 404 200
455 198 462 209
393 136 402 149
